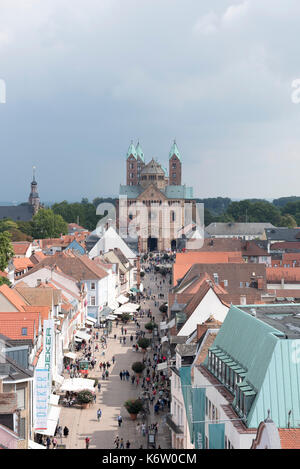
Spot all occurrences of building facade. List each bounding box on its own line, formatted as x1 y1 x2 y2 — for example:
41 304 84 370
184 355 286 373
118 141 195 252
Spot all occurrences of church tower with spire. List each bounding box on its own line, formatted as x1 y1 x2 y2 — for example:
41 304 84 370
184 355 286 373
28 166 40 214
169 140 182 186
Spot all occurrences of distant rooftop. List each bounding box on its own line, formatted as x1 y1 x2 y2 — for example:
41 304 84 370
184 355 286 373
239 304 300 339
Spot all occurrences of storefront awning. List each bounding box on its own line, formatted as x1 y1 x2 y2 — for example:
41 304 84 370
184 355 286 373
107 315 117 320
108 300 119 310
157 362 168 371
35 404 61 437
64 352 77 360
61 378 95 393
116 294 129 305
53 373 64 386
74 330 91 342
114 303 140 314
29 440 46 450
49 394 60 406
85 316 97 325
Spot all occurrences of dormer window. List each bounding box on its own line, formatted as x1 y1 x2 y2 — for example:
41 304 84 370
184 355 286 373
22 327 27 336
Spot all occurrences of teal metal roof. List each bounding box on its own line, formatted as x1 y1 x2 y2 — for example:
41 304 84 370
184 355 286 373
119 185 143 199
169 140 182 162
136 142 145 162
165 185 194 200
126 142 137 159
207 305 300 429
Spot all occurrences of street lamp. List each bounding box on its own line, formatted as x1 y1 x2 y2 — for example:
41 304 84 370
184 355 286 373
148 429 156 449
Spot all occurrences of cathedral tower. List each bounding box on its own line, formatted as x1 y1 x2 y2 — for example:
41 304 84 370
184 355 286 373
28 166 40 214
168 140 182 186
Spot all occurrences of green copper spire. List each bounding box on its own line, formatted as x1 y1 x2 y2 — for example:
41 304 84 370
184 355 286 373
126 141 137 159
136 141 145 162
169 140 182 162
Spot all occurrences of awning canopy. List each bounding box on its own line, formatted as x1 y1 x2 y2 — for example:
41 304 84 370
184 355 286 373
60 378 95 393
49 394 60 406
85 316 97 325
161 336 169 343
160 321 168 330
64 352 77 360
116 294 129 305
35 404 61 437
114 303 140 314
99 306 113 318
28 440 46 450
157 362 168 371
52 373 64 386
74 330 91 342
107 315 117 320
108 300 119 310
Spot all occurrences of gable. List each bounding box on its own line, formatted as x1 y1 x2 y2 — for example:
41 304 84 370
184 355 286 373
137 183 167 201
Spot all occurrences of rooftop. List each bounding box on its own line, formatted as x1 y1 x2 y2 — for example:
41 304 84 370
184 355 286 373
239 303 300 339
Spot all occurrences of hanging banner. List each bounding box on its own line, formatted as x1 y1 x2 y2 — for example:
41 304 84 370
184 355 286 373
34 368 49 430
192 387 206 449
209 423 225 449
179 366 194 444
43 319 54 400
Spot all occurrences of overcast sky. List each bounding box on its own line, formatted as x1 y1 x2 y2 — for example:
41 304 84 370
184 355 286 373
1 0 300 203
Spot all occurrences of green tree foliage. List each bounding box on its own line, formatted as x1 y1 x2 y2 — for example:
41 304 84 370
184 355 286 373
0 231 14 271
196 197 231 216
0 276 11 286
273 196 300 208
281 201 300 226
31 208 68 239
137 338 150 350
124 399 144 415
52 200 105 231
131 362 145 374
226 200 282 225
279 214 297 228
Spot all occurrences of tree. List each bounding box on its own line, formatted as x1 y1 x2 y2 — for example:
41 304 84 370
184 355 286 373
0 231 13 272
137 338 150 351
131 362 145 374
144 322 156 332
0 276 11 286
279 214 297 228
31 208 68 239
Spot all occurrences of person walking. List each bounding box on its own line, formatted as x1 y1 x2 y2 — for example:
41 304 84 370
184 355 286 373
112 356 115 364
85 437 90 449
52 437 57 449
97 408 102 421
98 382 101 392
126 440 131 449
46 436 51 449
114 436 120 449
120 371 123 381
120 438 124 449
117 414 123 427
63 426 69 438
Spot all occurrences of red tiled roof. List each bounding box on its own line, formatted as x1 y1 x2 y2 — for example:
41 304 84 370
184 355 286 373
0 318 36 340
13 258 34 272
279 429 300 449
270 242 300 251
173 251 244 284
23 305 51 321
0 285 28 311
12 242 31 256
266 267 300 283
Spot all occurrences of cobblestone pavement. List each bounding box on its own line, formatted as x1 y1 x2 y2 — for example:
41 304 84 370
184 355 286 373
58 262 172 450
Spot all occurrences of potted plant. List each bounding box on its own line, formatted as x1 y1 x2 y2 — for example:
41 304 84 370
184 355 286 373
121 313 131 324
124 399 144 420
76 390 94 409
137 337 150 352
145 322 156 333
131 361 145 376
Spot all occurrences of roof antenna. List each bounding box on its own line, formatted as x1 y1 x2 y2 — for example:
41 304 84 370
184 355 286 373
33 165 36 182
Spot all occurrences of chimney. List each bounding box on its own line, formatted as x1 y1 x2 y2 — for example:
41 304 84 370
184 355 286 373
0 378 3 393
197 324 209 341
240 295 247 305
281 278 284 288
257 277 264 290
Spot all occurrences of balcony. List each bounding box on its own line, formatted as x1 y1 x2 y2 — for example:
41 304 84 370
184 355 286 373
165 414 183 434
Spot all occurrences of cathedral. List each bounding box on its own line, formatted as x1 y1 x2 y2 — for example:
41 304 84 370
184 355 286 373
0 168 41 222
117 141 195 252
